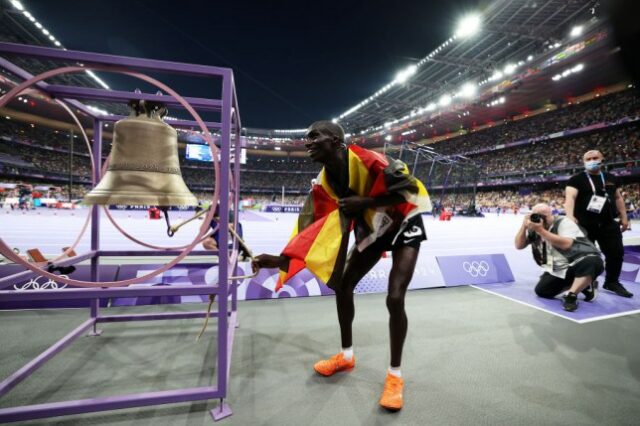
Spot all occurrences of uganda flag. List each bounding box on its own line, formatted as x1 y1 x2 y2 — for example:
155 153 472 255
276 145 431 290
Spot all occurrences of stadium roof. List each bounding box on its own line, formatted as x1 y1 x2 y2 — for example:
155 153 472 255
329 0 603 134
0 0 627 147
0 0 128 116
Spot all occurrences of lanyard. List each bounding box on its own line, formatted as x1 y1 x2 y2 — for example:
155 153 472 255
585 172 606 195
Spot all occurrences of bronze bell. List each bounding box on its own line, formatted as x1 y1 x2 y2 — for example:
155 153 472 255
84 99 198 206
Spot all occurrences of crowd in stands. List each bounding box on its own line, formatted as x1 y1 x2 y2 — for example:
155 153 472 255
432 88 640 155
1 88 639 201
0 119 110 155
239 155 316 172
474 123 640 176
472 184 640 212
0 139 93 178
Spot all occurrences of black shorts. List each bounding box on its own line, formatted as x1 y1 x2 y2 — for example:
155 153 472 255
534 255 604 298
371 215 427 252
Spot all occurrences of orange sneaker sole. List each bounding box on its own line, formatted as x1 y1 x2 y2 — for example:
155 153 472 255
313 364 354 376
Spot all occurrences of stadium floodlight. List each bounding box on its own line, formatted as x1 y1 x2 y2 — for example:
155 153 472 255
85 70 110 90
460 82 477 98
87 105 111 116
490 70 503 81
331 118 338 123
426 102 436 111
552 75 562 81
503 63 517 75
42 28 50 35
10 0 24 11
439 94 452 106
572 63 584 72
34 21 42 29
570 25 583 38
527 55 533 61
394 64 417 84
385 135 392 141
54 41 61 47
455 13 481 38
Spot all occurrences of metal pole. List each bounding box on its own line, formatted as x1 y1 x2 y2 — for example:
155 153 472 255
440 162 455 209
426 156 437 190
452 164 461 210
68 130 74 202
472 166 480 214
231 98 241 313
412 149 419 175
89 119 102 336
281 186 285 205
217 71 232 399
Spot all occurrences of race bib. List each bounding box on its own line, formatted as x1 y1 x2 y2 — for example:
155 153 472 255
587 195 606 213
372 211 393 237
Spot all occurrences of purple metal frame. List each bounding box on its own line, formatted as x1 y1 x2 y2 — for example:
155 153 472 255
0 42 242 423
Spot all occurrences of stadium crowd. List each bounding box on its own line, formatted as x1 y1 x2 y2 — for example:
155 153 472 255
432 88 640 155
1 88 639 203
475 123 639 176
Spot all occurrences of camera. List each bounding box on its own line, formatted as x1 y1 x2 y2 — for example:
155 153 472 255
530 213 542 223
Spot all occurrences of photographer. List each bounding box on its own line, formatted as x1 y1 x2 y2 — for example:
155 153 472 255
515 203 603 312
565 150 633 298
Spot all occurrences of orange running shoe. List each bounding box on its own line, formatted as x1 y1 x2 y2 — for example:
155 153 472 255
313 352 355 376
379 373 404 411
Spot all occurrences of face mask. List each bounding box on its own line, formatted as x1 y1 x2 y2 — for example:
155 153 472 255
584 160 601 172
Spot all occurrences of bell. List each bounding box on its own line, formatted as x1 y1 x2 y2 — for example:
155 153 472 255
84 100 198 206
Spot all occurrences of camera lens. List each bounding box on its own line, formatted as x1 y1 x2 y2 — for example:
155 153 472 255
530 213 542 223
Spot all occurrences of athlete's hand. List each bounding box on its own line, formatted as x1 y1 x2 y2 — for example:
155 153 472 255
620 219 631 232
339 196 372 215
251 254 288 272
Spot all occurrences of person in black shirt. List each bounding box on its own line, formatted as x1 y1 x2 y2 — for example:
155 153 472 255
565 150 633 298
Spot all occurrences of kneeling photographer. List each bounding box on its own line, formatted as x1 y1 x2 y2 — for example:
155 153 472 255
515 203 604 312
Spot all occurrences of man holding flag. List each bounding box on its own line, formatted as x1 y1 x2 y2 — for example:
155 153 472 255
252 121 431 411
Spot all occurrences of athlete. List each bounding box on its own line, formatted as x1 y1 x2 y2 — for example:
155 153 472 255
252 121 431 411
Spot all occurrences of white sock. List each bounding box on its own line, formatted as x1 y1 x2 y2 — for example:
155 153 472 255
388 366 402 377
341 347 353 360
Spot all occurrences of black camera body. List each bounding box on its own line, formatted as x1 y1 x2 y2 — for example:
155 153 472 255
530 213 543 223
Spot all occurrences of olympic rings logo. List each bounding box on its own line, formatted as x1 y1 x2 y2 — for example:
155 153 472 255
14 275 69 291
462 261 489 277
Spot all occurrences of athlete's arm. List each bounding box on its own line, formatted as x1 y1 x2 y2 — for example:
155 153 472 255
339 193 405 215
252 254 290 272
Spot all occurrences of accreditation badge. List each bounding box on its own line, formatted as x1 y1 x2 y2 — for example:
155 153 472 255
586 195 606 213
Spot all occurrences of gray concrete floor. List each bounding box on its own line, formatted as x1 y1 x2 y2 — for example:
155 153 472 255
1 286 639 426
